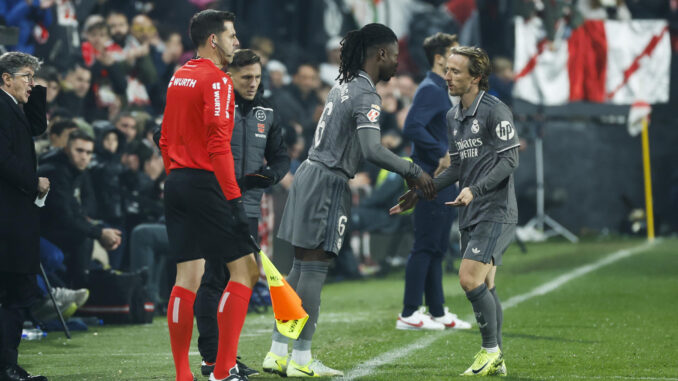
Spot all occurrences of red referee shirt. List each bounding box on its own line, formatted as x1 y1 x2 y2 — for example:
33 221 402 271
159 58 241 200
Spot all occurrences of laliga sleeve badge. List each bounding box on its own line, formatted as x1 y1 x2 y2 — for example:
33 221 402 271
367 108 380 123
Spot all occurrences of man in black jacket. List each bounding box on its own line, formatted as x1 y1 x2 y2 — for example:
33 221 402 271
0 51 49 381
195 49 290 378
38 131 122 287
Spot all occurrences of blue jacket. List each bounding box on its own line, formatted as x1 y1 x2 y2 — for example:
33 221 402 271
402 71 451 173
0 0 53 54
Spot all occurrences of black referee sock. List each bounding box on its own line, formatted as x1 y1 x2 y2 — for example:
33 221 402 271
490 287 503 350
465 283 498 349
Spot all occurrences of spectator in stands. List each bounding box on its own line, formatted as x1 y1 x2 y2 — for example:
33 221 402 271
319 36 342 86
266 60 289 90
129 222 170 304
38 130 122 287
488 56 514 106
39 119 78 160
130 14 160 47
149 29 184 115
120 140 164 230
33 0 81 73
114 111 139 143
79 19 127 122
90 127 126 233
375 79 402 134
250 35 274 95
34 65 60 113
106 10 157 108
271 62 321 150
55 61 91 118
0 0 54 54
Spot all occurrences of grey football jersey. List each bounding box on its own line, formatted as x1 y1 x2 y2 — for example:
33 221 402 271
448 91 520 228
308 71 382 178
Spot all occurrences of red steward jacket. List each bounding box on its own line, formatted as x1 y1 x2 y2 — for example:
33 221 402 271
159 58 241 200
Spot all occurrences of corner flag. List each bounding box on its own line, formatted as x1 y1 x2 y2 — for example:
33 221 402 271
259 251 308 339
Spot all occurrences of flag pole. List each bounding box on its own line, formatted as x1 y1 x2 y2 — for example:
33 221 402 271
641 115 655 241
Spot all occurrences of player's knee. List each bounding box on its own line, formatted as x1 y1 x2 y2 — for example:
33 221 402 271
459 272 481 292
248 261 260 287
174 273 201 293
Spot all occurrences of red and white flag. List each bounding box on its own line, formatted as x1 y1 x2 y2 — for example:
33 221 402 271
513 17 671 105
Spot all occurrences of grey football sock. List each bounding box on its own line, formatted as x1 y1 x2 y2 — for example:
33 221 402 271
272 259 303 344
293 261 329 345
465 283 497 348
286 258 302 289
490 287 503 350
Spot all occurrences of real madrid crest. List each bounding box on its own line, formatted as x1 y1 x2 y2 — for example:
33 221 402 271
255 109 266 121
471 119 480 134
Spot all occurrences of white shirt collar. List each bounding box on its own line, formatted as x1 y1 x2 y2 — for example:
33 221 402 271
1 88 18 104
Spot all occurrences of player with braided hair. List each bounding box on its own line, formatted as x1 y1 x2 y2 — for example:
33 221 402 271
262 23 436 378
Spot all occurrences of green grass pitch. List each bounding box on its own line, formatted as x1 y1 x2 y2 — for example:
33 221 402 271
17 237 678 380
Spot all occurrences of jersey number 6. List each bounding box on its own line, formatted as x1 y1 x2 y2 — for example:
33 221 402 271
313 101 334 148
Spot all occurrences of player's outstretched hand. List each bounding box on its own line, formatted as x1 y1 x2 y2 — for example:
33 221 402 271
411 172 436 200
389 189 419 215
446 186 474 207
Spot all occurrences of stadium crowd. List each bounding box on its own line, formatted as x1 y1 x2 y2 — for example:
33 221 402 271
1 0 676 337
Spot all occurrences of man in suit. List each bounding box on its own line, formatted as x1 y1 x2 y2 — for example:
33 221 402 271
0 51 49 381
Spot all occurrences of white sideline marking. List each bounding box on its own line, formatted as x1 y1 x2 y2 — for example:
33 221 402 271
338 240 659 380
557 376 678 381
502 240 657 310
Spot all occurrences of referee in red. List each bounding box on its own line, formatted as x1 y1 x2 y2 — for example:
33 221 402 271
159 10 259 381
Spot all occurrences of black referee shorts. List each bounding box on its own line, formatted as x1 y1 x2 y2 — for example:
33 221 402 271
164 168 255 264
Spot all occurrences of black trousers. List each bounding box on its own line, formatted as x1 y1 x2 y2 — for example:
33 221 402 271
0 272 40 368
194 217 259 363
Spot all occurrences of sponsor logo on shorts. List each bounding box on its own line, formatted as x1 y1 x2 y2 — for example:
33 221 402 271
472 247 480 254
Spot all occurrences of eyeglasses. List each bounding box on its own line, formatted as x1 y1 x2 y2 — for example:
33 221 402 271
12 72 35 83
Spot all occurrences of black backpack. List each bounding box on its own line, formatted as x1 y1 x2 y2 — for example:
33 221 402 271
76 269 154 324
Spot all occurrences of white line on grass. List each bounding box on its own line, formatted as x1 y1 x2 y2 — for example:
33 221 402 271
555 376 678 381
338 240 659 380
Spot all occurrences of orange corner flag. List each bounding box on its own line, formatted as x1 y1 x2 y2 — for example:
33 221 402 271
259 251 308 339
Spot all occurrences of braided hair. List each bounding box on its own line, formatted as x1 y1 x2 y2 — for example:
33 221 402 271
336 23 397 85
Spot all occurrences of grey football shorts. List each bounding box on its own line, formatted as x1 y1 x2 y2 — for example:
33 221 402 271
460 221 516 265
277 160 352 256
